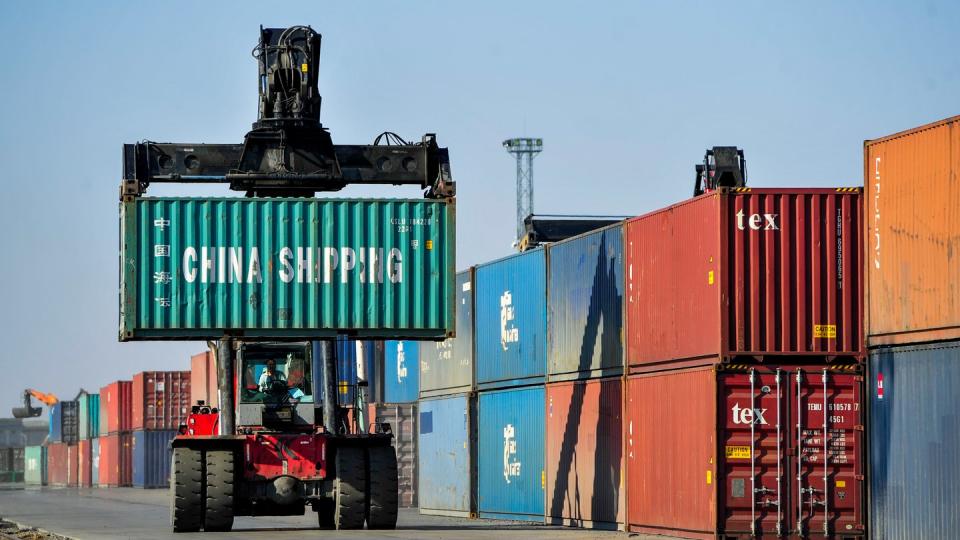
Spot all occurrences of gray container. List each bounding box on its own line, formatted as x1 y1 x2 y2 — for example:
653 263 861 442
420 270 475 397
869 340 960 539
370 403 418 507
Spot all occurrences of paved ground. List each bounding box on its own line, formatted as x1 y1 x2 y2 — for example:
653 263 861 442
0 486 665 540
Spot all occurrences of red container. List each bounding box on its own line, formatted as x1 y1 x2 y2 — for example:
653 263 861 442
545 378 623 529
132 371 192 430
100 380 133 434
624 364 864 538
77 439 93 487
99 433 133 487
190 351 218 408
625 188 864 370
46 442 69 487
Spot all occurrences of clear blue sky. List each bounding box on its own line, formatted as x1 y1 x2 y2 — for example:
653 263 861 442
0 1 957 416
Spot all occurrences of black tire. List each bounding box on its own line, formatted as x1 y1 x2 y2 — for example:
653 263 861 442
333 447 367 530
170 447 204 533
366 445 399 529
204 450 236 532
315 498 335 529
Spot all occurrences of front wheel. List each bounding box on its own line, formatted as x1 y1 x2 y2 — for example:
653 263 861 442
366 445 399 529
333 447 367 529
204 450 236 532
170 448 203 533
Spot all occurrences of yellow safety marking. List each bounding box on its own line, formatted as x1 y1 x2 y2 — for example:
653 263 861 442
301 63 309 73
426 239 433 250
836 480 846 488
541 470 546 489
725 446 751 459
814 324 837 339
835 187 860 192
706 470 712 484
708 270 715 285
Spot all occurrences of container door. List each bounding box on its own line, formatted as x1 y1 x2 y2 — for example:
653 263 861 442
720 369 788 536
789 368 864 538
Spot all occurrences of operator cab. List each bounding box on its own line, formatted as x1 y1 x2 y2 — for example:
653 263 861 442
236 342 318 430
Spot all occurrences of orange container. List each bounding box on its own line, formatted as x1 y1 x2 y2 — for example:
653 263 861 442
865 115 960 346
190 351 218 408
77 440 93 487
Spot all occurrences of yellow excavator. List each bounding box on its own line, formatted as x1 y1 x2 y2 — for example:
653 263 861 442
12 389 59 418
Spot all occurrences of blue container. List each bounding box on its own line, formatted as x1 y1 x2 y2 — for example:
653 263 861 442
312 338 376 407
418 393 475 517
132 430 176 488
475 250 547 390
48 401 79 444
384 341 420 403
870 340 960 540
421 270 476 398
478 385 545 522
547 224 623 381
91 438 100 486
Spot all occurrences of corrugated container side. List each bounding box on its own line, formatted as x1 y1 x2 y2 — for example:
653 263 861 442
100 381 133 435
78 393 100 440
475 250 547 389
626 367 717 535
78 439 93 487
47 442 68 486
66 444 78 487
865 116 960 346
418 393 476 517
49 401 79 444
625 189 864 369
120 198 456 341
869 340 960 539
133 430 176 488
478 386 545 521
190 351 218 408
368 404 417 507
99 433 133 487
547 224 624 381
91 438 99 486
545 378 623 528
132 371 192 431
626 364 864 537
420 270 475 397
24 446 45 485
384 341 420 403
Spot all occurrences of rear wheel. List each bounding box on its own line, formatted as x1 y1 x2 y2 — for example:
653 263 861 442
366 445 399 529
333 447 367 530
204 450 236 532
170 448 203 533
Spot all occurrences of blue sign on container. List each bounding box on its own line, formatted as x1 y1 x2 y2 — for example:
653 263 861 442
478 385 545 522
418 393 475 517
385 341 420 403
870 340 960 540
475 249 547 390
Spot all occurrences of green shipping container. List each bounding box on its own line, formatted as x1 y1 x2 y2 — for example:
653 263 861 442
78 393 100 440
24 446 46 486
120 198 455 341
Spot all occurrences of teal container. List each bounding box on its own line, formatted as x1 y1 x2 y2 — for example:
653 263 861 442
120 198 455 341
24 446 46 486
78 393 100 440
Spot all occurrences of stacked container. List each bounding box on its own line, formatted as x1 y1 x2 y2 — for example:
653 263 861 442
131 371 190 488
418 269 477 518
622 188 867 538
864 115 960 540
384 341 420 403
99 381 132 486
474 250 547 522
190 351 218 408
24 446 46 486
77 391 99 487
46 442 69 487
48 400 79 444
544 223 625 530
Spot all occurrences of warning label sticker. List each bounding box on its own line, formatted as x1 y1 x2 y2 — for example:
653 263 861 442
814 324 837 339
725 446 751 459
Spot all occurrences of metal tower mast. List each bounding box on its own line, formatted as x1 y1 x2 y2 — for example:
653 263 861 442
502 138 543 243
